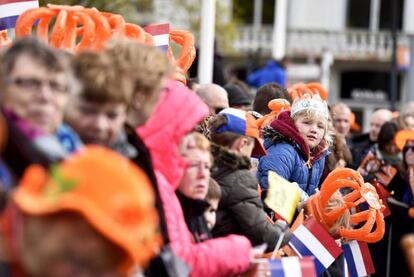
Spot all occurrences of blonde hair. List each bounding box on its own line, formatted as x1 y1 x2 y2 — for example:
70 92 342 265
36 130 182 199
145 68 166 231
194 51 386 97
325 191 351 238
103 38 173 99
181 132 213 164
292 109 333 146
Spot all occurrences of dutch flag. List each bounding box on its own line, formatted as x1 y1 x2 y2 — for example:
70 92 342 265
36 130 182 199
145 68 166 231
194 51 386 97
289 216 343 275
269 256 317 277
143 23 169 53
0 0 38 31
342 240 375 277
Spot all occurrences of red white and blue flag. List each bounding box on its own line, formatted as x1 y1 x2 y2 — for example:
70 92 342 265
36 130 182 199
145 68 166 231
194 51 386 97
342 240 375 277
269 256 316 277
289 216 343 275
143 23 169 53
0 0 38 31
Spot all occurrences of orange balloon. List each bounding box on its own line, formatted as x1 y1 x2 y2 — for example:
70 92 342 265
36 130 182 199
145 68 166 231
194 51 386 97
168 29 196 84
125 23 146 43
15 8 57 37
74 11 96 51
83 8 111 50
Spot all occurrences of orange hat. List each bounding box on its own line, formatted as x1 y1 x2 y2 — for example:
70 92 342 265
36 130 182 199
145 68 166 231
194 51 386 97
288 82 329 102
350 112 361 132
256 99 291 129
395 129 414 151
12 146 161 270
215 108 266 156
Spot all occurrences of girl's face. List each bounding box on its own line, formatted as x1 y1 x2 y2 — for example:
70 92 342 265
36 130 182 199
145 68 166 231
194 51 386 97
294 114 326 149
404 140 414 166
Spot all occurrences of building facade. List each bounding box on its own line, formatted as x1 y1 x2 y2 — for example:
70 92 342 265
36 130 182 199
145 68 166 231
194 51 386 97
141 0 413 131
231 0 413 131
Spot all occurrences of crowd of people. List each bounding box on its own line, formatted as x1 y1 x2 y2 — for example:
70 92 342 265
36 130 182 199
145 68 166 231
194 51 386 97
0 35 413 277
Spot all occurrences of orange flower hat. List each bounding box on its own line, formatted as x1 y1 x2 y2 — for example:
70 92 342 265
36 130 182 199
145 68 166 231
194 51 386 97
13 146 161 270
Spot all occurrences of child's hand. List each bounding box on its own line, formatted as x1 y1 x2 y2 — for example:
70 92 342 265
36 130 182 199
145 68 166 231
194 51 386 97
292 182 309 202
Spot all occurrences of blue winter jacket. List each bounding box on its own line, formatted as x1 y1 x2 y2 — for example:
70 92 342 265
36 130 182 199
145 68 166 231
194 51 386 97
258 140 327 195
257 111 329 196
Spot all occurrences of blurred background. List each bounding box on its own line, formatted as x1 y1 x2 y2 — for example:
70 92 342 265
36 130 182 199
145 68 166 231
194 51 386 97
41 0 413 133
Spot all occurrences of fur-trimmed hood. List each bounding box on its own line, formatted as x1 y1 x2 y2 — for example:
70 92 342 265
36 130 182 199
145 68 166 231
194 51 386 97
211 143 251 172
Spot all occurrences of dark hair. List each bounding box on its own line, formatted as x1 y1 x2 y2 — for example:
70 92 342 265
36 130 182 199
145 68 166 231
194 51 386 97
206 178 221 200
253 83 290 115
377 121 400 152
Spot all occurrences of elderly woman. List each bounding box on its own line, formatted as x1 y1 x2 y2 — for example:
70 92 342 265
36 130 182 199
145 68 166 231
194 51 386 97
176 132 213 242
0 37 81 178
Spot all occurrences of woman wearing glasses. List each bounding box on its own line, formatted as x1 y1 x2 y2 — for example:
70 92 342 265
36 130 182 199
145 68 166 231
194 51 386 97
0 37 81 180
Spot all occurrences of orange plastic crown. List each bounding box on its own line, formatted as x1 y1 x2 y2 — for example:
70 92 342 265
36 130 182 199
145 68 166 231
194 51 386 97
306 168 385 243
14 4 195 84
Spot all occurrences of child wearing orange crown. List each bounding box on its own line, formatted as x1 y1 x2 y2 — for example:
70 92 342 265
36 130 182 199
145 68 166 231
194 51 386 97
258 90 331 200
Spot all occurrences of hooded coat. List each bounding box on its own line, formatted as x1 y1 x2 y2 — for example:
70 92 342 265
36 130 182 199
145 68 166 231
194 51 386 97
138 81 251 277
211 144 289 252
258 111 329 196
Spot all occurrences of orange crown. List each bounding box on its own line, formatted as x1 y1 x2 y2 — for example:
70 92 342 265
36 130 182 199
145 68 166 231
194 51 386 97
306 168 385 243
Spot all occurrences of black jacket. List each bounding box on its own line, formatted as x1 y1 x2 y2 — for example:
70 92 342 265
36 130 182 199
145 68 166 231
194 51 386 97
125 126 171 277
350 133 375 169
176 191 212 242
211 144 289 252
2 113 51 180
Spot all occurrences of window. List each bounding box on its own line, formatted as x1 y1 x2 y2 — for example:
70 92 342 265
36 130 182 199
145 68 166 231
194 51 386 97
379 0 403 30
340 70 401 101
347 0 371 29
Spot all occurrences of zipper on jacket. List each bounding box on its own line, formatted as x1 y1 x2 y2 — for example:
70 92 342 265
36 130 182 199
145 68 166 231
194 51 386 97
305 166 313 194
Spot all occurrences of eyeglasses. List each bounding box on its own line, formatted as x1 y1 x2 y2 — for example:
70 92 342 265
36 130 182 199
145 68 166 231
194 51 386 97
7 76 69 94
403 145 414 153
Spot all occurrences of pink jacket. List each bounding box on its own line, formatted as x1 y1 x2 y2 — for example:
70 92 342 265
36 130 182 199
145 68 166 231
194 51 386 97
138 81 251 277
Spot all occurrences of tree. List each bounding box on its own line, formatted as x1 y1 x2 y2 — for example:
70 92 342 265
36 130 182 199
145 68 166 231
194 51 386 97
173 0 240 54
